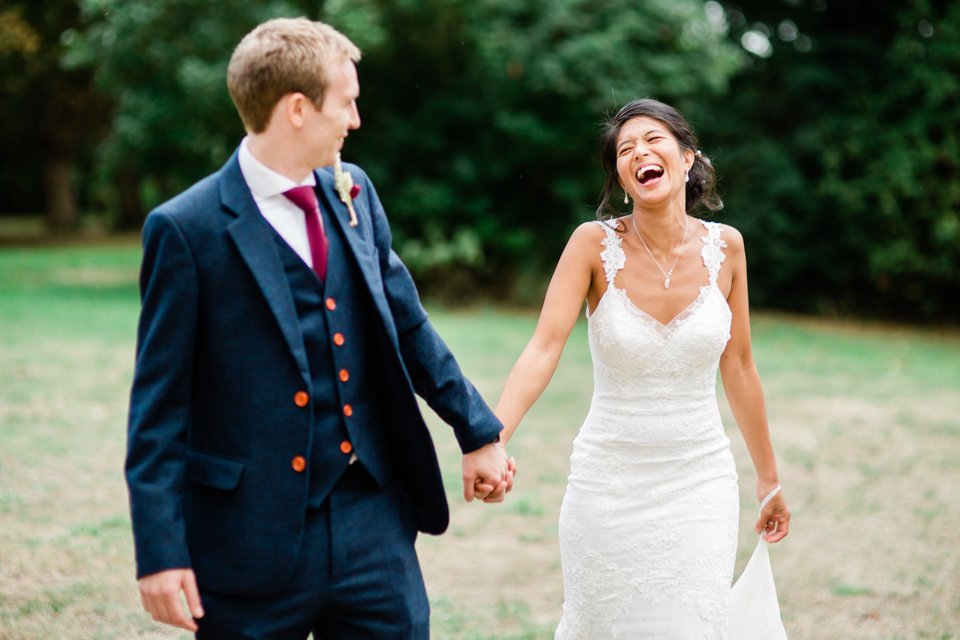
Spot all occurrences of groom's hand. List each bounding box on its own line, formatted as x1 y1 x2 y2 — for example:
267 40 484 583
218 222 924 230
462 440 511 502
139 568 204 631
483 453 517 503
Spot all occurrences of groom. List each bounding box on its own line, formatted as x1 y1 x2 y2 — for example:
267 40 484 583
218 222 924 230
125 17 512 638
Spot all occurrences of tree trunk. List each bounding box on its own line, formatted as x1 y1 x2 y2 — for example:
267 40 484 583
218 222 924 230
44 156 79 233
115 166 144 230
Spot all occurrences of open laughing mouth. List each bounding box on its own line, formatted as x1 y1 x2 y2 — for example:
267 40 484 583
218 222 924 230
636 163 665 186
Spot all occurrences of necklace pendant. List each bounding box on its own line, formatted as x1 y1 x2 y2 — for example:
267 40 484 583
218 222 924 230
664 276 671 289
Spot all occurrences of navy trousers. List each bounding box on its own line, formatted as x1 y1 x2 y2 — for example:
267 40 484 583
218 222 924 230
195 464 430 639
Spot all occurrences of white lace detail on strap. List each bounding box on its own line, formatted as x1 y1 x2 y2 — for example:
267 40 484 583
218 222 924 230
596 220 625 285
699 220 727 286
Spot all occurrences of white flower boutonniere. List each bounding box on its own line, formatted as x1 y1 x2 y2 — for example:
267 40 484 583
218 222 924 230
334 153 360 227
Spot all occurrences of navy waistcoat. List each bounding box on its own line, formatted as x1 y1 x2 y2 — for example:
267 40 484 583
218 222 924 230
272 205 393 508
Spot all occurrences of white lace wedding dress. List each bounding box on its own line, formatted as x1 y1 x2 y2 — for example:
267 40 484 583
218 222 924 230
556 219 739 639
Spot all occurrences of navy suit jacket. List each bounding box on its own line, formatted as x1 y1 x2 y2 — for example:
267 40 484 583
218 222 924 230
125 151 502 593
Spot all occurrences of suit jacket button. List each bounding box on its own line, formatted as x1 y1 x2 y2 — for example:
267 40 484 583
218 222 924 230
291 456 306 472
343 404 353 417
340 441 353 455
325 297 337 311
333 332 345 346
339 369 349 382
293 391 309 407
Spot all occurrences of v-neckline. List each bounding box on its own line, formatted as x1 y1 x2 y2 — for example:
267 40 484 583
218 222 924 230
608 283 712 329
588 218 730 338
587 283 721 341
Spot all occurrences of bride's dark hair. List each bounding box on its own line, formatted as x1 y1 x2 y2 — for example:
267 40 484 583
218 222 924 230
596 98 722 222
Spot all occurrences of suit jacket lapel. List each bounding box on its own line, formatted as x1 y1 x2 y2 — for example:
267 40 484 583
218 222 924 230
315 172 395 329
220 153 310 383
316 174 369 266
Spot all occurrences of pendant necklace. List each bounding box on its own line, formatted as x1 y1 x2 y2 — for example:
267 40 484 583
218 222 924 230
631 214 690 289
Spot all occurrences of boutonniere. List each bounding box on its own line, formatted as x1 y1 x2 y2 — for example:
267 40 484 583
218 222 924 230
334 153 360 227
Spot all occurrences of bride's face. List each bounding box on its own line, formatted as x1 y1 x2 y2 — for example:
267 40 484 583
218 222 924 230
615 116 693 209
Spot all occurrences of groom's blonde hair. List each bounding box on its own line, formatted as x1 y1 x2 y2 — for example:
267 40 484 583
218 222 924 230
227 17 361 133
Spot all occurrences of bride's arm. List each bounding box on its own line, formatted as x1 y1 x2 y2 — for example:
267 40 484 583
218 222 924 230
495 222 599 443
718 226 791 542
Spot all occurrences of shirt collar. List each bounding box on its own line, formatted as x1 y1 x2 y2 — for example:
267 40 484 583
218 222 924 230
238 137 316 199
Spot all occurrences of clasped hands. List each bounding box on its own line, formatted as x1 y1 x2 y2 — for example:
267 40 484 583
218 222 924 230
462 439 516 503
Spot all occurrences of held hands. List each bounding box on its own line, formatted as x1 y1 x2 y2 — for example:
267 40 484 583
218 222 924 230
462 440 516 503
754 484 790 543
138 568 204 632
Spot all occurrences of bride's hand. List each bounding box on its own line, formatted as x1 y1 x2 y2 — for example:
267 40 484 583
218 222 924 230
754 489 790 543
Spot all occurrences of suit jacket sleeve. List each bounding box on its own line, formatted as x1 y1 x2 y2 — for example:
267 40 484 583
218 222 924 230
356 170 503 453
125 210 197 578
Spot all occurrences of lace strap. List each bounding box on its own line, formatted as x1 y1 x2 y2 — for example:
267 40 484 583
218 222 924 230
699 221 728 286
595 220 626 285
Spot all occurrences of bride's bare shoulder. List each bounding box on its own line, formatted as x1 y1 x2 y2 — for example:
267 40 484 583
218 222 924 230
569 217 626 245
715 222 745 258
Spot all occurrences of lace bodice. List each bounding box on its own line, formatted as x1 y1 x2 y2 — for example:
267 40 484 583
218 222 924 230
589 219 732 407
556 219 739 639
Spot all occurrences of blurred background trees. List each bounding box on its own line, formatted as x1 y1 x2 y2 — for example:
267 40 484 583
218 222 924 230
1 0 956 321
704 0 959 319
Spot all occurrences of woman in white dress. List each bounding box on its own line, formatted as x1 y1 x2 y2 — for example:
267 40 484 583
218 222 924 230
494 99 791 638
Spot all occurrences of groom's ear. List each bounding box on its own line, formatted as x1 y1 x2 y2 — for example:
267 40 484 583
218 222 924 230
285 93 310 129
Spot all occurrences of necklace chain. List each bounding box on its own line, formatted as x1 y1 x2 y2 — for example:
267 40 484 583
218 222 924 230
631 214 690 289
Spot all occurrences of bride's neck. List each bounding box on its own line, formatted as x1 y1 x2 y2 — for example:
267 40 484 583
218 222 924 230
632 203 689 248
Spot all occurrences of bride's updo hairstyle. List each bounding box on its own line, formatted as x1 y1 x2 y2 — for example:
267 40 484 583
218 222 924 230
596 98 722 221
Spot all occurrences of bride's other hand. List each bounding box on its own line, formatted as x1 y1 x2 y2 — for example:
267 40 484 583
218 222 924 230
754 492 790 543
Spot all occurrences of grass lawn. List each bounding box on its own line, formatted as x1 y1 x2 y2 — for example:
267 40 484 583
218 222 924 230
1 243 958 639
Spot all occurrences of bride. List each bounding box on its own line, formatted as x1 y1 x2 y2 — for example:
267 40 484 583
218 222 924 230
494 98 791 638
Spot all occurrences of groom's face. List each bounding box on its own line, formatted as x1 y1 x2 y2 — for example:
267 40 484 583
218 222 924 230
305 57 361 166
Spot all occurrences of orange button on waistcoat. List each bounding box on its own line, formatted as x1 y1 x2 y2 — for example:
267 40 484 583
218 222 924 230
291 456 306 472
339 369 349 383
333 332 345 346
325 297 337 311
293 391 309 407
340 441 353 455
343 404 353 417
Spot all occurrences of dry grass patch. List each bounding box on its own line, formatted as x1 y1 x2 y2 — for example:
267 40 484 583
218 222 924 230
1 247 957 639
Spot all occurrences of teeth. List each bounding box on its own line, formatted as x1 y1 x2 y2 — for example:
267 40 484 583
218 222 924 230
636 164 664 182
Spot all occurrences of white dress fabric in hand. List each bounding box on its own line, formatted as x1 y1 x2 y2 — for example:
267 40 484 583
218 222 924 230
727 486 789 639
555 220 785 639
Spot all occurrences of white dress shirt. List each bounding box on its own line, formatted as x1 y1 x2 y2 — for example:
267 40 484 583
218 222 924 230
237 137 322 269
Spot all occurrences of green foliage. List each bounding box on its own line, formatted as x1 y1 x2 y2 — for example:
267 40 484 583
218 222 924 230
701 0 960 321
61 0 740 286
337 0 742 293
4 0 956 319
0 1 107 226
66 0 301 219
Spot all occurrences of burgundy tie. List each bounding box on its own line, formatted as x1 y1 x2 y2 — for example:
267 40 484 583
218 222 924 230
282 186 328 281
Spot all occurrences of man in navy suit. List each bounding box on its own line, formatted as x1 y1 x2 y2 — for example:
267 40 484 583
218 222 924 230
125 17 512 638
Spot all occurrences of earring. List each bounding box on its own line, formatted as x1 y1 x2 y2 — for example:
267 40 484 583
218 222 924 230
624 192 629 204
685 171 690 183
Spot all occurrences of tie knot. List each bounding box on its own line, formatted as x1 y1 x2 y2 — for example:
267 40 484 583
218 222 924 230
282 186 318 213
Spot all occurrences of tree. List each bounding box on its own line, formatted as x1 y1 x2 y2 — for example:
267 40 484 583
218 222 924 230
326 0 743 296
702 0 960 321
0 1 108 231
70 0 741 263
68 0 300 228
